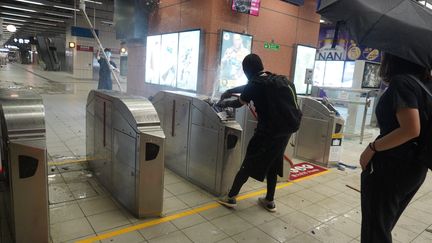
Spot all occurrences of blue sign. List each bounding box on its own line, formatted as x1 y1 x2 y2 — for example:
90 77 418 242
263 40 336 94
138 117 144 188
71 26 99 39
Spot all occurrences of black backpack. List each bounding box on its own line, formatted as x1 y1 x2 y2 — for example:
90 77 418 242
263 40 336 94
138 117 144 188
408 75 432 170
251 72 302 136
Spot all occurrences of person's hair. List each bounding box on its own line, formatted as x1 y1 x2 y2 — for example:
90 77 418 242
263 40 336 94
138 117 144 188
379 53 432 82
104 48 111 53
242 54 264 79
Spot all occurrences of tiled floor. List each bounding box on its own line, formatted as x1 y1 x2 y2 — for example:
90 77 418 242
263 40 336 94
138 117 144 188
1 64 432 243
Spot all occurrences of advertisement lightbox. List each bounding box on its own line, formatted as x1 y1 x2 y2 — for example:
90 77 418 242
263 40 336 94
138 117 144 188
292 45 316 94
159 33 179 87
177 30 201 91
219 30 253 92
146 35 162 84
145 30 201 91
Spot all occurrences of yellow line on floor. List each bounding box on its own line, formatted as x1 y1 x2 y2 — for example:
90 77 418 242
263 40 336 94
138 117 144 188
75 170 330 243
48 158 94 166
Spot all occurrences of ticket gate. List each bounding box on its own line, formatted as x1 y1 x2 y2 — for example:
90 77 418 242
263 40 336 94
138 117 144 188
294 97 345 167
86 90 165 218
152 91 242 196
0 88 48 243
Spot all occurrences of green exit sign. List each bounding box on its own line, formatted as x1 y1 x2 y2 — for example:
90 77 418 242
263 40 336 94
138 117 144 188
264 42 280 51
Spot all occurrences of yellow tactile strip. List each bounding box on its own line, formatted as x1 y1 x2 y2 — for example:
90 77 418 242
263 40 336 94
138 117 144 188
74 170 330 243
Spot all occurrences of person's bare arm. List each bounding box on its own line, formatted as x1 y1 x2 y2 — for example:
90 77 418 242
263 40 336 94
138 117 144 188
360 108 421 169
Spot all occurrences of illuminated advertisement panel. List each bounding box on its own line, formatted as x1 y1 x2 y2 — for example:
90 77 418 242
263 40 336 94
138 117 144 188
145 30 201 91
177 30 200 91
219 30 253 92
145 35 161 84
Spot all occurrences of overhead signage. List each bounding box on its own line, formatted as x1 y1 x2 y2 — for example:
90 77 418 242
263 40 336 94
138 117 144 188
71 26 99 39
264 42 280 51
232 0 261 16
77 45 94 52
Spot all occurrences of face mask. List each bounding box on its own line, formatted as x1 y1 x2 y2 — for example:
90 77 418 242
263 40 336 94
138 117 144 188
105 52 112 58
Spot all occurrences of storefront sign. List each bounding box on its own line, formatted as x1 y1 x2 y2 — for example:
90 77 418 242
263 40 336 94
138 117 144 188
232 0 261 16
77 45 94 52
264 42 280 51
289 162 327 181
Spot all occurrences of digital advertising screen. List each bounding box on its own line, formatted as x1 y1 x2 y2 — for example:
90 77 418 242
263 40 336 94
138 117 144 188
177 30 200 91
219 30 253 92
362 62 381 89
145 35 162 84
145 30 201 91
293 45 316 94
159 33 179 87
232 0 261 16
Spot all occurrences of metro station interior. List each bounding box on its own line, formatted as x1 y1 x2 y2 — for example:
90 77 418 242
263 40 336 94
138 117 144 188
0 0 432 243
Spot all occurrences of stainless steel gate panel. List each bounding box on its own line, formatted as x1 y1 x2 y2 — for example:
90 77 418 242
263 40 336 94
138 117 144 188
87 90 165 218
0 88 48 243
9 139 48 243
294 97 345 167
152 91 242 196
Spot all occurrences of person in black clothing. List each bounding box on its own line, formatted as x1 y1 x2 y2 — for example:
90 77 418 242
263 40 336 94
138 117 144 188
360 53 432 243
216 54 295 212
97 48 119 90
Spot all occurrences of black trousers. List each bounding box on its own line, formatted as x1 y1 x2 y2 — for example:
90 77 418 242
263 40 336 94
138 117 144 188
361 154 428 243
228 162 279 201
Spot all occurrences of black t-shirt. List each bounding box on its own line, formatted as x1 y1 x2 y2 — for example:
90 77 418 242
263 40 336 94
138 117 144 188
240 78 270 133
376 75 431 139
98 58 117 82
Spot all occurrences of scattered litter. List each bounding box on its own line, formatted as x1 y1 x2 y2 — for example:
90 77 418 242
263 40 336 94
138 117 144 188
338 162 358 170
311 230 315 235
426 229 432 234
346 184 361 193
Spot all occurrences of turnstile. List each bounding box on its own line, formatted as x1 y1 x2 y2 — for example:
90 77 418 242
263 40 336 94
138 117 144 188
294 97 345 167
152 91 242 196
0 88 48 243
86 90 165 218
235 106 292 181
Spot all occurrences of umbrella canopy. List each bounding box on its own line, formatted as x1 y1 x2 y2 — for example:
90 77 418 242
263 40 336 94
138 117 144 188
318 0 432 69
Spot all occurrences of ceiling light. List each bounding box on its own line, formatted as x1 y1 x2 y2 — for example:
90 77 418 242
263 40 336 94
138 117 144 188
39 17 64 23
85 0 103 4
2 17 27 22
18 38 23 43
3 21 24 25
1 12 31 18
34 21 57 26
45 12 73 18
15 0 44 5
418 0 432 9
53 5 79 11
320 19 325 23
6 24 17 32
1 5 37 12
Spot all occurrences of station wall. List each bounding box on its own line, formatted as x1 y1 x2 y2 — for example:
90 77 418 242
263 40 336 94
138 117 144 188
127 0 320 97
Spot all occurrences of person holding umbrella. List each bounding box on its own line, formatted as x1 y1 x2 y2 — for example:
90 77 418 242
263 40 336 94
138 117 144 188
318 1 432 242
359 53 431 242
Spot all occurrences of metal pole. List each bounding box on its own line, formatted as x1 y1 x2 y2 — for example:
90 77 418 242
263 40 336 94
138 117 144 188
79 0 122 92
74 0 77 26
360 97 370 144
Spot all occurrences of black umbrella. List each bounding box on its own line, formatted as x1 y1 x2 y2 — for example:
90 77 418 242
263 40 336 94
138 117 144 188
318 0 432 69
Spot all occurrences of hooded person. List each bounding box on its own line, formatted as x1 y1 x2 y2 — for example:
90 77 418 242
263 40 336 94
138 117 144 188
97 48 119 90
217 54 300 212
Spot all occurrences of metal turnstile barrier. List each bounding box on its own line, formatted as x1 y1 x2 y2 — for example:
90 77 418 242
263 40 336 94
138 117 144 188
152 91 242 196
294 97 345 167
0 89 48 243
86 90 165 218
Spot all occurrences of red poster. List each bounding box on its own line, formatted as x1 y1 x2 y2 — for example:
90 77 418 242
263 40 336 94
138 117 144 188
77 45 94 52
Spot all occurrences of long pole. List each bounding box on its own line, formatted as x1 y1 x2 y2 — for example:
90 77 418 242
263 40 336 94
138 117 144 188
79 0 123 92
